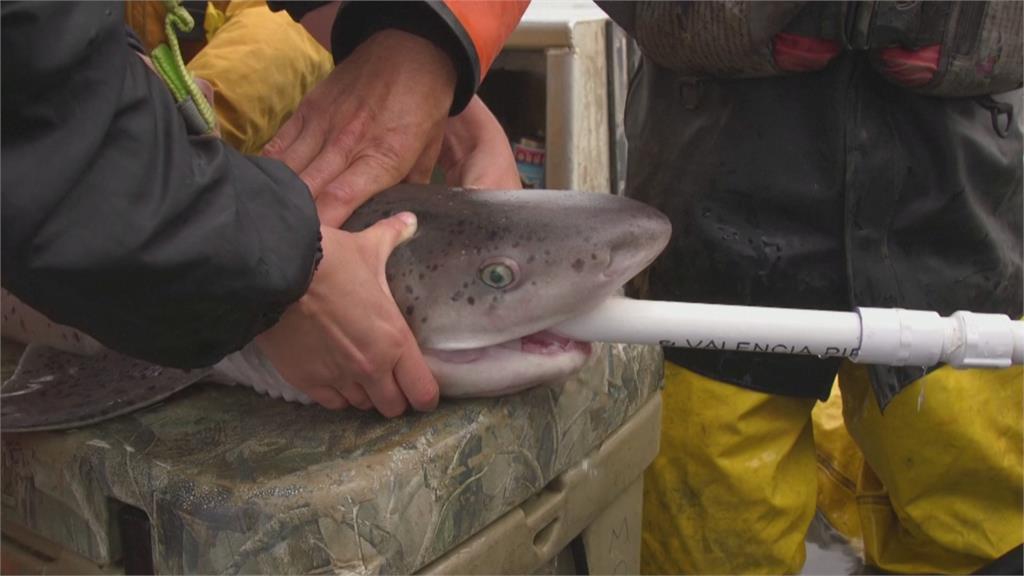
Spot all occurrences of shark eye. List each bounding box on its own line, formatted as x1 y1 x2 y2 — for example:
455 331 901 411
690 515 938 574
480 258 519 289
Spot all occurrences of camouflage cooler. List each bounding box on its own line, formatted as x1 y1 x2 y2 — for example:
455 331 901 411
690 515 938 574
1 342 662 574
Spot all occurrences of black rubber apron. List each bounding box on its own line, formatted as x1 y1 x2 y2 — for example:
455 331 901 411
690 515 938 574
623 53 1022 407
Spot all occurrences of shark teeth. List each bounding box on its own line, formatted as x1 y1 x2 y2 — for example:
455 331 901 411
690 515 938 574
425 331 591 364
520 331 592 356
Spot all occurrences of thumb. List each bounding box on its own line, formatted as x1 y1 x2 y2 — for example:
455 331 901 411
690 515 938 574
363 212 418 260
360 212 417 296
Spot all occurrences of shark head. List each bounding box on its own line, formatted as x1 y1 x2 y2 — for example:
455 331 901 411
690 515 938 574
346 186 672 396
1 186 671 432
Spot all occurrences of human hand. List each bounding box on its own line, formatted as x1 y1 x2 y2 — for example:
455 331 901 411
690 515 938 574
438 95 522 189
254 213 439 416
263 29 456 227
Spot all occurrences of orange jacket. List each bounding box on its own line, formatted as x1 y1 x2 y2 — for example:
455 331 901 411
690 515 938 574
435 1 528 87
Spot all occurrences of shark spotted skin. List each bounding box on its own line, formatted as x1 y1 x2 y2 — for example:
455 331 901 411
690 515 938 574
2 185 670 431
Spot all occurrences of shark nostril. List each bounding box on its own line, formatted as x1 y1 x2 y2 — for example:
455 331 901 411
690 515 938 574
603 250 616 273
600 248 625 281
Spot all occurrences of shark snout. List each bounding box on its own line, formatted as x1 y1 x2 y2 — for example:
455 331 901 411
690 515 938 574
600 209 672 283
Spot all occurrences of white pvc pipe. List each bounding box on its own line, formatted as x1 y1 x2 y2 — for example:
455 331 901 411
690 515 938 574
553 298 1024 369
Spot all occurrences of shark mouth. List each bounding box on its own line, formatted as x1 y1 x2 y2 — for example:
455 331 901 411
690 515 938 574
422 331 595 398
424 331 592 364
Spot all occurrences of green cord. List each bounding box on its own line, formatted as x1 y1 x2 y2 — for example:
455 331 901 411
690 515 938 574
150 0 217 133
151 44 188 101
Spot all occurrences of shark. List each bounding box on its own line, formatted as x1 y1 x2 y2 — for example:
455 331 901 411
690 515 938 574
1 185 671 431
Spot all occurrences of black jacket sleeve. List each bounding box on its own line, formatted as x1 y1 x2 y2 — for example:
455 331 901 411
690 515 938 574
1 1 322 369
268 0 475 114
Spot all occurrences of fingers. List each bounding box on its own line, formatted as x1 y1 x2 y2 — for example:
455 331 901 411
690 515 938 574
446 146 521 190
394 344 440 412
438 95 521 190
306 386 349 410
309 377 421 417
298 140 353 198
263 110 321 174
360 373 409 418
315 152 407 227
262 110 302 156
406 130 444 184
301 380 380 414
337 379 373 411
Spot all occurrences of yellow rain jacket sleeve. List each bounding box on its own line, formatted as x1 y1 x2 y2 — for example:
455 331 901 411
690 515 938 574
186 1 332 154
125 1 333 154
